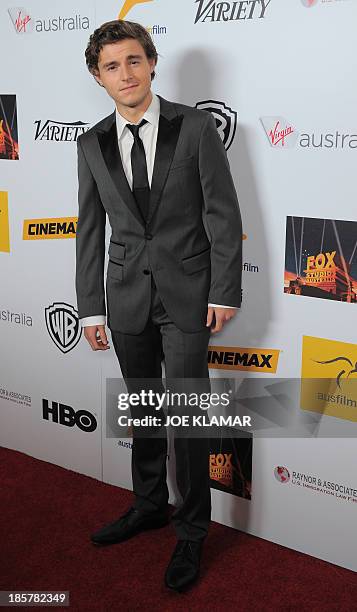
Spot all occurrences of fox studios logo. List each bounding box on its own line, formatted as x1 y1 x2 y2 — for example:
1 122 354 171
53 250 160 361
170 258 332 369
34 120 89 142
194 0 273 23
45 302 82 354
196 100 237 150
43 399 97 433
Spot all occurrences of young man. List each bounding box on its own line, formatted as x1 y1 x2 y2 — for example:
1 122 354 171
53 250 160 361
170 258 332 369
75 19 242 591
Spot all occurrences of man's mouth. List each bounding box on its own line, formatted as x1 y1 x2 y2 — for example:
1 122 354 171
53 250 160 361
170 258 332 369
120 84 138 92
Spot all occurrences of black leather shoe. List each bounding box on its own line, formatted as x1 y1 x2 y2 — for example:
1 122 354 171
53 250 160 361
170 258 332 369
90 507 169 546
164 540 203 591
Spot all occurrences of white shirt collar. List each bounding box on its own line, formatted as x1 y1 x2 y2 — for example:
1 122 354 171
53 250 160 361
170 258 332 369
115 93 160 140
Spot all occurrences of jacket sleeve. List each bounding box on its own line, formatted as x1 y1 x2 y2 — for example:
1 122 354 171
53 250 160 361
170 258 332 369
198 112 242 308
75 137 106 319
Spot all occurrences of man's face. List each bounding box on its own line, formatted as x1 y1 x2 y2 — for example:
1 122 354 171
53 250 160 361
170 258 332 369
95 38 155 111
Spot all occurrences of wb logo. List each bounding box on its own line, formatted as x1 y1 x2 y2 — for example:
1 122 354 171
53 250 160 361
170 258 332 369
195 100 237 150
45 302 82 353
43 400 97 432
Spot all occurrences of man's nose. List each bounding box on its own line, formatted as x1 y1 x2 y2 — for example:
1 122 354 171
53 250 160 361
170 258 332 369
121 64 133 81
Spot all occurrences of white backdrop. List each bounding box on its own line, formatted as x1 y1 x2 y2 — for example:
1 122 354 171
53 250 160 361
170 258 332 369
1 0 357 572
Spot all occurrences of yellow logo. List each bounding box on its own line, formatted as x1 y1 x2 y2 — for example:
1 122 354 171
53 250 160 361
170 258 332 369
118 0 153 20
209 453 233 489
301 335 357 422
208 345 280 373
0 192 10 252
23 217 78 240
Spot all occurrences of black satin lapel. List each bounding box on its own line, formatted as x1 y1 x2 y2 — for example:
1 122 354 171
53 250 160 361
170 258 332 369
97 122 145 229
147 114 184 226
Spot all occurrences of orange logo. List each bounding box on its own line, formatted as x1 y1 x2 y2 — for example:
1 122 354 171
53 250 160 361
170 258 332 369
118 0 154 20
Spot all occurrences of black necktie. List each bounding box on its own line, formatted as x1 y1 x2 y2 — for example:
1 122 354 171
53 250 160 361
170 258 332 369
126 119 150 224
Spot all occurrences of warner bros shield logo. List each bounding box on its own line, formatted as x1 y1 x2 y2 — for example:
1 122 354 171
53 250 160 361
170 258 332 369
195 100 238 151
45 302 82 353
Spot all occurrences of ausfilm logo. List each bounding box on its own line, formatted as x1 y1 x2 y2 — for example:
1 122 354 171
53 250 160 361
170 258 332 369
117 0 167 36
8 7 90 34
261 116 357 150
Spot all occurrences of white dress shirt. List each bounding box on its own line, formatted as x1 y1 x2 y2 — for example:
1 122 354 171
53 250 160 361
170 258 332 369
81 93 236 328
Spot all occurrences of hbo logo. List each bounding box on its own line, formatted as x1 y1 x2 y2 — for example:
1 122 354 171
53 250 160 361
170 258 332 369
42 399 97 432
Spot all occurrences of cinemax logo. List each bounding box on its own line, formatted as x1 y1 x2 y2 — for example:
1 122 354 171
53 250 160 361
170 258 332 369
208 345 280 372
8 7 90 33
42 399 97 433
34 120 90 141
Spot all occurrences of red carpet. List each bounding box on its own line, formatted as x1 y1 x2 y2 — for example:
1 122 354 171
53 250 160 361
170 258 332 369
1 446 356 611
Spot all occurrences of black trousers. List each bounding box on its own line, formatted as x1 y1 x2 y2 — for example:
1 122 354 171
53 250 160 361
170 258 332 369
110 275 211 541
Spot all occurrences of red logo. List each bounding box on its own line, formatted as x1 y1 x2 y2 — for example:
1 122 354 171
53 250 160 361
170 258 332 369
274 466 290 483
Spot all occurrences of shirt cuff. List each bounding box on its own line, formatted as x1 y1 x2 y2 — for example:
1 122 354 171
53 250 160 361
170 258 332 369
208 303 238 309
80 315 106 327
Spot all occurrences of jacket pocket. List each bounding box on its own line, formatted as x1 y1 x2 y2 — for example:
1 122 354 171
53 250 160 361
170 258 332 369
108 241 126 263
107 260 123 281
182 247 211 275
170 155 195 171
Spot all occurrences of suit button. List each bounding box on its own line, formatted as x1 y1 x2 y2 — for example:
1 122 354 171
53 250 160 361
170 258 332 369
145 233 153 240
143 269 150 275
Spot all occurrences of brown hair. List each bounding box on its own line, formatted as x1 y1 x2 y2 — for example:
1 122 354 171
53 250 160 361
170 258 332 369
85 20 158 81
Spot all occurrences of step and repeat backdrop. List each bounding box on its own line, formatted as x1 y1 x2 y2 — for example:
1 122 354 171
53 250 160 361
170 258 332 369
1 0 357 572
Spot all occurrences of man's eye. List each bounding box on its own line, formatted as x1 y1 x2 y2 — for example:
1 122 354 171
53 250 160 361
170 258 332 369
130 60 139 65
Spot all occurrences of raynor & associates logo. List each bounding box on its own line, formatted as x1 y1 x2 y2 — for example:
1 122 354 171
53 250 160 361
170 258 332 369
274 465 357 506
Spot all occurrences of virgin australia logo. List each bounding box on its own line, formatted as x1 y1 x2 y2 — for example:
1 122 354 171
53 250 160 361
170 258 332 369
260 116 299 148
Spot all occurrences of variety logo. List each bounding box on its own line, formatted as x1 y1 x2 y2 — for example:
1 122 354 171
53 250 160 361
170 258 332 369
301 336 357 423
42 399 97 432
274 465 357 505
261 116 357 150
208 345 280 373
23 217 77 240
196 100 237 150
274 466 290 483
194 0 273 23
0 192 10 253
34 120 89 142
45 302 82 353
8 7 90 33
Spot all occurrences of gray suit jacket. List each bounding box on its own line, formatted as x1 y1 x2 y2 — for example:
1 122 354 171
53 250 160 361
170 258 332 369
75 95 242 334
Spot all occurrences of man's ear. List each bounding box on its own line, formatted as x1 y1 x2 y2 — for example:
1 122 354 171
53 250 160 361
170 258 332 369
93 70 104 88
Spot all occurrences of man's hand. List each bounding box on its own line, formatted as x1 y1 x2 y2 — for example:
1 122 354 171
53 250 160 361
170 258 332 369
83 325 110 351
206 307 237 333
